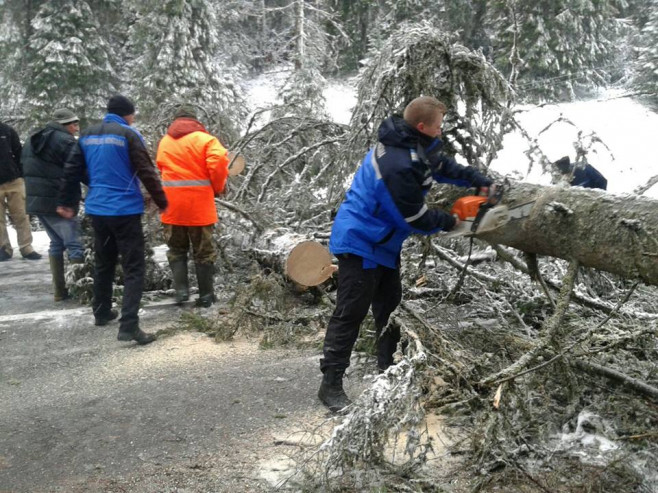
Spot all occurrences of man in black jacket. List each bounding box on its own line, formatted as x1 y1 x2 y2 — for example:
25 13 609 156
0 121 41 261
23 109 85 301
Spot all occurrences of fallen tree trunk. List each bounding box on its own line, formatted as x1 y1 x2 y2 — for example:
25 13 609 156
478 182 658 286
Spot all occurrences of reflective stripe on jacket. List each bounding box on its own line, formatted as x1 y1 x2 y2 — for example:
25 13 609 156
329 116 492 269
156 118 229 226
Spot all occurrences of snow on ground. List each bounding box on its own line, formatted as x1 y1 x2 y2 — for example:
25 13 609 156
245 74 657 198
489 91 658 198
244 67 357 126
6 227 49 252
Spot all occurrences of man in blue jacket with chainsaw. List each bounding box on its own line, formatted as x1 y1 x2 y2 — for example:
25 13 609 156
319 96 493 412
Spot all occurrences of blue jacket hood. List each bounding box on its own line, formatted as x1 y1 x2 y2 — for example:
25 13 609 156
377 116 441 152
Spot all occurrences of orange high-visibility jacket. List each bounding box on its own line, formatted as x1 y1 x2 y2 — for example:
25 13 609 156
156 118 229 226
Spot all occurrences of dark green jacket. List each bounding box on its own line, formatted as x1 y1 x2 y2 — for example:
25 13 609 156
22 122 83 215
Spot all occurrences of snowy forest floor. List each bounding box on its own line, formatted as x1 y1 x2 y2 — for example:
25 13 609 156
0 232 372 493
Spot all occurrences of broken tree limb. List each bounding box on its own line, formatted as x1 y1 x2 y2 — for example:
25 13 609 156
491 283 641 386
216 199 266 232
634 174 658 196
572 359 658 402
477 182 658 286
478 259 580 387
493 244 658 319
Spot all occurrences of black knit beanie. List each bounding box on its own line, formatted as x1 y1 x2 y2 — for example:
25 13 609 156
107 95 135 117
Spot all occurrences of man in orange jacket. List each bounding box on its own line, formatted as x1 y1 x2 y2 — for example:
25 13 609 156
156 105 229 307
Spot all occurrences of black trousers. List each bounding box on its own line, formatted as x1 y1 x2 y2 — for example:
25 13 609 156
90 214 144 333
321 254 402 372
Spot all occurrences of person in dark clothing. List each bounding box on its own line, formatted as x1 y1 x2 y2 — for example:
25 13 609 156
58 95 168 345
553 156 607 190
23 109 85 301
318 96 493 412
0 121 42 261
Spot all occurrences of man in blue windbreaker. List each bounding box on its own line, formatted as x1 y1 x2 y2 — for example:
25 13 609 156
318 96 493 412
58 95 168 345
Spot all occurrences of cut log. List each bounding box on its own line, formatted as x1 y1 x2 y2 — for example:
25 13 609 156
286 241 337 287
244 229 336 287
227 152 245 176
476 182 658 286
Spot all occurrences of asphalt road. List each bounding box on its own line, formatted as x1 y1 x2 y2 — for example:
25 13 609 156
0 255 346 492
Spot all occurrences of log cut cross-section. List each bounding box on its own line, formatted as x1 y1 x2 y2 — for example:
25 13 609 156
476 182 658 286
245 229 336 287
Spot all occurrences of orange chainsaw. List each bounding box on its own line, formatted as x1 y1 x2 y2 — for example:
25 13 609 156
441 185 510 237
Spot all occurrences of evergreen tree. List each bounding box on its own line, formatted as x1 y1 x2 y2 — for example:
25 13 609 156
0 0 46 124
348 21 511 173
24 0 117 127
487 0 623 101
333 0 490 73
634 2 658 106
126 0 245 140
0 5 23 116
328 0 376 71
272 0 344 119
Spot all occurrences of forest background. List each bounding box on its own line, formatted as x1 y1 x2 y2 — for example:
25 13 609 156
1 1 658 492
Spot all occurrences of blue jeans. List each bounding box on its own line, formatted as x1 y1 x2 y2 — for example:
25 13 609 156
38 214 84 260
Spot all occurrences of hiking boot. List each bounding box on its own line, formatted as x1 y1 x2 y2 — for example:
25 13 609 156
195 262 216 307
169 258 189 304
117 328 156 345
22 251 42 260
94 309 119 326
49 255 68 302
318 367 352 413
0 249 11 261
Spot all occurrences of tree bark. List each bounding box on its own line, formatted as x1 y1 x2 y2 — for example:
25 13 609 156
477 182 658 286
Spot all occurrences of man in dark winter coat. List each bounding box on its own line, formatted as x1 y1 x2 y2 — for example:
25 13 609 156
58 95 168 345
0 121 42 261
318 96 493 412
553 156 607 190
23 109 85 301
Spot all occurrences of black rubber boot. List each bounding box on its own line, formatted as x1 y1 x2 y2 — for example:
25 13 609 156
318 368 351 413
169 258 189 304
49 255 68 302
195 263 216 307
